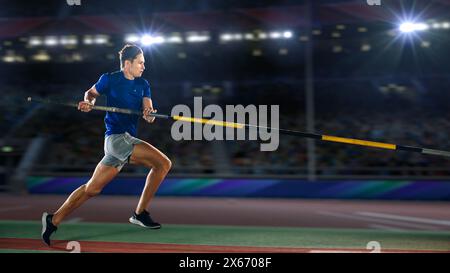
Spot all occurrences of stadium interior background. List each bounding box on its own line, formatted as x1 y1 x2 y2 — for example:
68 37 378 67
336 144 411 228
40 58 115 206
1 0 450 200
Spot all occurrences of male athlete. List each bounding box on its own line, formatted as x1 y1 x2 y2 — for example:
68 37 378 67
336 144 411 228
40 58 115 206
41 44 172 246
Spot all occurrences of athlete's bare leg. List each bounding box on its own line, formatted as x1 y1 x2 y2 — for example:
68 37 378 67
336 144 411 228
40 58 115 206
52 163 119 226
129 141 171 214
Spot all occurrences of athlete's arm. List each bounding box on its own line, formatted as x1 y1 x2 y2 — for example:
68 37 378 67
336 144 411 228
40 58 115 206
142 97 156 123
78 86 100 112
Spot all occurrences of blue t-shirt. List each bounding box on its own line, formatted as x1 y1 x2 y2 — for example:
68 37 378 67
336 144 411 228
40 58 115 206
94 71 151 137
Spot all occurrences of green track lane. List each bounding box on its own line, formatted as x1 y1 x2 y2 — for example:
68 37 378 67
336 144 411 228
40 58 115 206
1 220 449 251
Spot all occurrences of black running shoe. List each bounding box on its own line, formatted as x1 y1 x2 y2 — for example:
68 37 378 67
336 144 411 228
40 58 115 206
129 210 161 229
41 212 57 246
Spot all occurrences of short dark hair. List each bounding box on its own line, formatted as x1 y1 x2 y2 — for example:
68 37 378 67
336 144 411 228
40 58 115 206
118 44 143 68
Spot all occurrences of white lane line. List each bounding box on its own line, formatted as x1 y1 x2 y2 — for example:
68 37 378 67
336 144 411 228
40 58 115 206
0 205 30 212
356 212 450 227
309 250 368 253
318 211 440 230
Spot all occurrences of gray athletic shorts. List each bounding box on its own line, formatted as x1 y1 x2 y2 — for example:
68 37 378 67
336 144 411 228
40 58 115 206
100 132 143 171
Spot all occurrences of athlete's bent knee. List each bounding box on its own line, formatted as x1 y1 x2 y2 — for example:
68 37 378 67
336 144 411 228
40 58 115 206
146 157 171 173
85 184 102 197
162 158 172 173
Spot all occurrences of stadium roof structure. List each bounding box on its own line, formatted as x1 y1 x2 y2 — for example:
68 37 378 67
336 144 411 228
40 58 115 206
0 0 449 38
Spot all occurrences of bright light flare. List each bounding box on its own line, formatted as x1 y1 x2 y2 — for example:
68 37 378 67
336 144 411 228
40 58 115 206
399 22 428 33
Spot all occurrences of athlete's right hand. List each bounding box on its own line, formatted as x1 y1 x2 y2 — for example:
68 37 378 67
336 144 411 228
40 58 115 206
78 101 93 112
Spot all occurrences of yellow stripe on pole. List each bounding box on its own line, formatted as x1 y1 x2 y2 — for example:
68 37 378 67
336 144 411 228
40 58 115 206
322 135 396 150
173 116 245 129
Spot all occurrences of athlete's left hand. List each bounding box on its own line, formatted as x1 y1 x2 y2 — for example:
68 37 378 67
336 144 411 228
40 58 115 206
143 107 157 123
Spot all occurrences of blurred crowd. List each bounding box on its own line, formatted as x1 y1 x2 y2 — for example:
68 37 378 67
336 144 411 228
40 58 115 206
2 77 450 178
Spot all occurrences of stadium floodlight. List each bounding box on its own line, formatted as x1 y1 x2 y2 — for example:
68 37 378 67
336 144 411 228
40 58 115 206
44 36 58 46
151 36 165 44
361 44 371 52
283 31 293 38
29 37 43 46
60 36 77 45
2 55 15 63
399 22 429 33
166 36 183 43
414 23 429 31
125 34 140 43
421 41 431 48
1 146 13 152
219 33 241 41
233 34 243 40
244 33 254 40
220 34 233 41
32 51 51 62
269 32 281 39
186 34 210 43
140 35 153 46
399 22 415 33
258 32 268 39
94 35 108 44
140 35 165 46
432 23 441 29
83 36 94 45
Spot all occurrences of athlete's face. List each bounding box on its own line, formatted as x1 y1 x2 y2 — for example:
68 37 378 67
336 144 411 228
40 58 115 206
127 53 145 78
